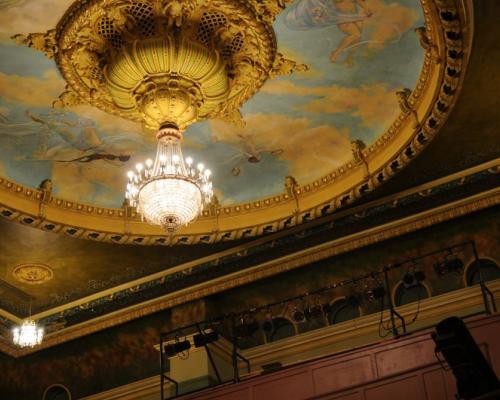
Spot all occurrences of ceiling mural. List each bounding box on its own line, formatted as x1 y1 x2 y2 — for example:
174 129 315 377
0 0 424 207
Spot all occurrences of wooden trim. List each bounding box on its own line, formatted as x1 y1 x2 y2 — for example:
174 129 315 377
79 280 500 400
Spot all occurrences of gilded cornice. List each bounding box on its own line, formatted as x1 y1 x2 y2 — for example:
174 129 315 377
0 158 497 357
0 0 472 244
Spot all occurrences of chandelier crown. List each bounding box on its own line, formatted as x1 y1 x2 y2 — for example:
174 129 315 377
12 0 307 233
125 125 213 232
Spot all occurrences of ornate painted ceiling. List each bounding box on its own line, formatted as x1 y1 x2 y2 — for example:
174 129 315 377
0 0 443 242
0 0 489 357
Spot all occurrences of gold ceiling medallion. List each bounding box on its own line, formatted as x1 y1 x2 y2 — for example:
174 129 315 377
14 0 302 130
6 0 470 242
12 264 54 285
13 0 306 232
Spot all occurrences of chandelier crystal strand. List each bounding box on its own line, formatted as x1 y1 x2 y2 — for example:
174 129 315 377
12 298 44 347
12 320 44 348
125 125 213 233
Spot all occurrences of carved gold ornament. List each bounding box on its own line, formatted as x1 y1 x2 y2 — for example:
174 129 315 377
6 0 469 242
12 264 54 285
14 0 303 130
12 0 308 232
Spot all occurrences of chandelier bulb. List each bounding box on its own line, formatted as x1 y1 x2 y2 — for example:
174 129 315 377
12 319 44 348
125 127 214 232
127 170 134 180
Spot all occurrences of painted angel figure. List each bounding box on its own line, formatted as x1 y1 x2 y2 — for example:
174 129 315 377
285 0 373 65
0 109 142 164
222 133 283 176
24 113 143 163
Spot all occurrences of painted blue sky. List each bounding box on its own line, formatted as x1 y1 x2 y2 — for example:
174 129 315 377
0 0 424 207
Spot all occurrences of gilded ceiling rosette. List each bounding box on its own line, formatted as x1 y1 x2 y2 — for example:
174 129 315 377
13 0 305 130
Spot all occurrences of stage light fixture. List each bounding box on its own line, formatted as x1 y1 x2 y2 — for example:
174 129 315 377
432 317 500 398
403 271 426 289
304 304 323 319
164 339 191 358
445 257 464 272
292 307 306 323
262 320 273 332
435 255 464 276
365 285 386 302
235 320 259 338
193 331 219 347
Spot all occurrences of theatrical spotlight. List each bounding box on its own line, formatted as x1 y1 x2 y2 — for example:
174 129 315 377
403 271 426 289
234 318 259 338
432 317 500 399
365 286 386 302
164 338 191 358
304 304 323 320
435 254 464 276
292 307 306 323
193 330 219 347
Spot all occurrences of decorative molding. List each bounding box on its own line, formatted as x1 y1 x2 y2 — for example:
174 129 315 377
80 375 163 400
229 279 500 370
1 180 497 357
1 0 472 244
12 263 53 285
1 157 495 325
80 280 500 400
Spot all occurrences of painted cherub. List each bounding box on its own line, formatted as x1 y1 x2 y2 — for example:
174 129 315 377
220 132 283 176
285 0 373 66
329 0 372 64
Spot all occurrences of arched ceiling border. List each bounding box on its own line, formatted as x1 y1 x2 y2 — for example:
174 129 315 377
0 0 470 245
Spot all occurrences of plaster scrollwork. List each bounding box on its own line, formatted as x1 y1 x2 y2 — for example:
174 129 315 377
0 0 473 245
13 0 304 130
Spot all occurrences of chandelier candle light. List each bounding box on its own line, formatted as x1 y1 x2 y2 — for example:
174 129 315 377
12 298 43 348
12 320 44 348
125 125 213 233
13 0 306 233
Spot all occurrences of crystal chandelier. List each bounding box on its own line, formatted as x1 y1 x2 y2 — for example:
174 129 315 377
12 298 44 348
12 319 44 348
125 125 213 233
13 0 305 234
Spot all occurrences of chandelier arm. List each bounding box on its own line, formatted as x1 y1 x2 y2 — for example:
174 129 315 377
125 125 213 233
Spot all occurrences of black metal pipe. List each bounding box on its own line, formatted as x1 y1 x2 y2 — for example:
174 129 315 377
472 241 497 314
159 241 476 340
196 323 222 384
160 334 164 400
231 315 240 383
